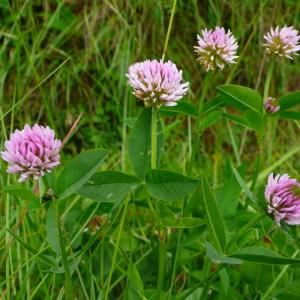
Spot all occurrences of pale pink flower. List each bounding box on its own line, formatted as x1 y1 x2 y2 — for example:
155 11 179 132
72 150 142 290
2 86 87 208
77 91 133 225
126 59 189 107
194 26 238 71
264 26 300 59
1 124 61 182
264 97 280 113
265 173 300 225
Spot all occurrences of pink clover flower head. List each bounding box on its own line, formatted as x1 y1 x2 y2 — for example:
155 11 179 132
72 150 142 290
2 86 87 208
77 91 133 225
194 26 238 71
265 173 300 226
1 124 61 182
126 59 189 108
264 26 300 59
264 97 280 113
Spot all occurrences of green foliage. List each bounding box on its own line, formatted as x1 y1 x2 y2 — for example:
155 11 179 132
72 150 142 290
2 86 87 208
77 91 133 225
1 1 300 299
200 173 226 253
159 101 199 116
279 91 300 111
145 169 199 201
230 246 300 265
217 84 263 113
46 204 60 254
77 171 140 203
2 184 40 209
125 261 145 300
205 242 243 265
160 204 205 228
55 148 109 198
128 109 164 179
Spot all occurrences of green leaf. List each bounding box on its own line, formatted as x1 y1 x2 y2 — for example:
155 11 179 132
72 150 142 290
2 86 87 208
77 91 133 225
230 246 300 265
276 280 300 299
77 171 141 203
217 164 247 217
219 269 230 295
244 110 264 132
55 148 109 199
200 173 226 253
163 216 205 228
218 84 263 113
278 91 300 111
7 229 56 267
202 94 225 114
2 184 39 205
126 261 145 300
123 117 137 129
200 111 222 130
160 205 205 228
128 109 164 179
279 111 300 120
205 242 243 265
159 101 199 116
232 167 258 205
145 169 200 201
46 204 60 254
223 113 250 129
224 110 263 132
48 256 81 274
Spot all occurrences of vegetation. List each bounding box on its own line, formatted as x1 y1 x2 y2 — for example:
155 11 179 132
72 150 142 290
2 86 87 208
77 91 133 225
1 0 300 299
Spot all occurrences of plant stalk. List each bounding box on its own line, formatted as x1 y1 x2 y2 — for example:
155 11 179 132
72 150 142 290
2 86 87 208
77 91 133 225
156 234 167 299
54 201 73 300
151 107 158 170
154 0 177 297
151 107 166 299
263 58 275 101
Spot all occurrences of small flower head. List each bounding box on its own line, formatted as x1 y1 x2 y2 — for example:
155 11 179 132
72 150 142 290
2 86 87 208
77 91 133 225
1 124 61 182
126 59 189 108
264 97 280 113
264 26 300 59
265 173 300 225
194 26 238 71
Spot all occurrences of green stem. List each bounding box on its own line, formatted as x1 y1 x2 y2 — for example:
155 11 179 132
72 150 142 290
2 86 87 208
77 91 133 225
54 201 73 300
151 107 158 169
226 119 241 165
151 107 166 299
156 236 167 299
153 0 177 297
263 58 275 101
254 58 275 191
198 72 212 115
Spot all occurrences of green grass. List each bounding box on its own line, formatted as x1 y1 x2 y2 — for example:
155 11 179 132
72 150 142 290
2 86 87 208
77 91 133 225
1 0 300 299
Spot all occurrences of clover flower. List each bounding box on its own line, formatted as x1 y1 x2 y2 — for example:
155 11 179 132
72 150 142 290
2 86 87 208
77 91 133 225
126 59 189 108
194 26 238 71
264 97 280 113
264 26 300 59
1 124 61 182
265 173 300 225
